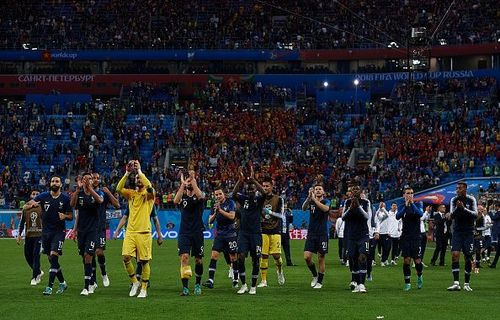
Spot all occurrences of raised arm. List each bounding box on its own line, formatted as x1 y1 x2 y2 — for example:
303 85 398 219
102 187 120 209
173 173 186 205
232 167 245 196
302 188 313 211
248 166 265 194
116 172 132 199
70 177 82 208
135 161 155 201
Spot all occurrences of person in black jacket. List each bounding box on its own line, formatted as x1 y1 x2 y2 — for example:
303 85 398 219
430 204 448 266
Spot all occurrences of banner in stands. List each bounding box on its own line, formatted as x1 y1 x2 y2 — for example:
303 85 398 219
0 50 300 61
0 43 497 61
0 69 498 96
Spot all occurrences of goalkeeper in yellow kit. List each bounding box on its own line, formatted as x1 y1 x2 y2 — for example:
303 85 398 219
117 160 155 298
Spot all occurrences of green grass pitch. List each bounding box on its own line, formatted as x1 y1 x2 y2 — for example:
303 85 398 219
2 239 499 320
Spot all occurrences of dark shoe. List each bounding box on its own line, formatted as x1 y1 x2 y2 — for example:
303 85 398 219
489 264 496 269
286 262 297 267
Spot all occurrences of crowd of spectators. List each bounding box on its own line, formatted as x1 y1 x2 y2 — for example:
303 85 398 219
0 76 499 209
0 0 498 50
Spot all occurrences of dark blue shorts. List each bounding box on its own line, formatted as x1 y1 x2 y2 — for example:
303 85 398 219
77 230 97 256
42 232 65 255
178 232 204 257
213 235 238 254
400 238 422 259
345 236 370 258
451 232 474 256
237 232 262 257
304 234 329 254
96 229 106 250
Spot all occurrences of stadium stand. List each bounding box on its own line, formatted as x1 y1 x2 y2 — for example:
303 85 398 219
1 75 498 209
0 0 498 50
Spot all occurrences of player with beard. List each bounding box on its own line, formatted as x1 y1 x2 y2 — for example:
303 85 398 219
174 170 206 296
24 176 73 295
302 184 331 289
117 160 155 298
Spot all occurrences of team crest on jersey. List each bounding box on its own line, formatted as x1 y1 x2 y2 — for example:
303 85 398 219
59 202 63 209
310 204 316 214
30 212 38 226
79 197 84 206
